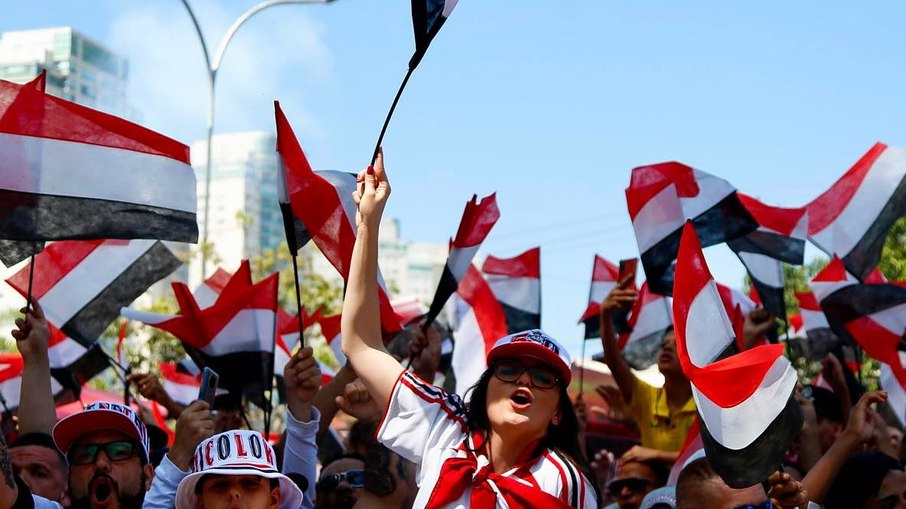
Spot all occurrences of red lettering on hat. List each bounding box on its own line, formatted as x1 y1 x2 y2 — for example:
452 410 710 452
264 440 274 465
204 440 215 466
233 433 247 458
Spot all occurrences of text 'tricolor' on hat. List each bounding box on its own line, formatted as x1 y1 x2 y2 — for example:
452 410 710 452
487 329 572 384
53 401 150 462
176 430 303 509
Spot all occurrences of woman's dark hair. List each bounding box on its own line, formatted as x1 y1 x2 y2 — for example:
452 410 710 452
464 365 599 501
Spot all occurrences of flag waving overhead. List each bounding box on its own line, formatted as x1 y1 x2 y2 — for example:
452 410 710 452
409 0 459 69
617 282 673 370
626 162 758 295
424 193 500 327
791 291 841 360
727 194 807 320
121 265 279 404
806 142 906 281
481 247 541 334
47 323 110 398
0 240 42 267
447 265 508 396
809 257 906 367
0 353 68 411
275 103 401 335
673 221 801 488
6 239 181 346
0 74 197 243
577 255 618 340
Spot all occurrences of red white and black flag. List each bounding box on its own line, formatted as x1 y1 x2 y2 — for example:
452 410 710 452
447 265 508 396
481 247 541 334
626 162 758 295
577 255 619 340
0 239 42 267
791 291 841 360
0 74 197 243
727 194 807 320
806 142 906 281
275 102 401 335
809 257 906 367
6 239 181 346
617 282 673 370
424 193 500 327
47 323 110 398
674 222 801 488
121 266 279 405
409 0 459 69
0 353 68 411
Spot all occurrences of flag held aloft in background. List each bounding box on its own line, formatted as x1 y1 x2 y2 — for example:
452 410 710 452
481 247 541 334
424 192 500 328
673 221 801 488
0 74 197 243
577 255 618 340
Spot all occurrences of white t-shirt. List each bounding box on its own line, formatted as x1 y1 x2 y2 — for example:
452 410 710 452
377 371 597 509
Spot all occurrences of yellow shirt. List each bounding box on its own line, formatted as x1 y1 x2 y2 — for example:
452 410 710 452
628 378 697 452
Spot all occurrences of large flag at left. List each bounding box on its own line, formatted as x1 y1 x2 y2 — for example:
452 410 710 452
6 239 182 346
0 73 198 243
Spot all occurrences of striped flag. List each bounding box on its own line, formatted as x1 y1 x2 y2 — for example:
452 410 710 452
160 362 204 407
791 291 841 360
47 323 110 398
807 143 906 281
409 0 459 69
667 418 703 485
673 221 801 489
275 102 401 335
424 193 500 327
0 353 67 412
577 255 618 339
617 282 672 370
447 265 508 396
314 310 345 366
121 269 279 404
881 363 906 428
481 247 541 334
0 74 197 243
626 162 758 295
727 194 807 320
810 257 906 368
6 240 181 346
0 240 42 267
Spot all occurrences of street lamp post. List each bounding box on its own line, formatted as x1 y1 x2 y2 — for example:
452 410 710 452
180 0 334 278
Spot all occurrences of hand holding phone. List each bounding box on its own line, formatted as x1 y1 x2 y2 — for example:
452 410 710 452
618 258 639 290
198 367 219 406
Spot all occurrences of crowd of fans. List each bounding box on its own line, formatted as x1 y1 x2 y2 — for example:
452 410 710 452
0 153 902 509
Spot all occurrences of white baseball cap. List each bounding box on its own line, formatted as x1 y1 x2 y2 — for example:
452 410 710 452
487 329 572 384
175 430 303 509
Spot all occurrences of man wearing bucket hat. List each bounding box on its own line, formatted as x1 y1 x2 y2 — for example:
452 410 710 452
174 430 302 509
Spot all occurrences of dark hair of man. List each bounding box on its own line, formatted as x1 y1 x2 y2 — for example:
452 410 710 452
675 457 717 508
9 432 67 468
318 453 365 480
465 367 600 502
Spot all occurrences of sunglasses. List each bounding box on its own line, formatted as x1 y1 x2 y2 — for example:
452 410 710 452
606 477 652 496
68 441 138 465
730 502 773 509
318 469 365 492
493 360 560 389
878 493 906 509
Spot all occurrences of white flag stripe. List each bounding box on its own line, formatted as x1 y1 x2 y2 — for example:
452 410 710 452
40 240 156 327
0 133 195 213
738 251 784 287
866 303 906 334
484 276 540 313
204 309 276 356
881 364 906 427
589 281 618 305
327 334 346 366
627 298 672 342
442 0 458 16
693 357 798 450
686 281 736 367
633 184 684 253
448 245 481 282
163 378 200 407
811 146 906 256
450 304 488 398
800 308 829 329
49 338 88 368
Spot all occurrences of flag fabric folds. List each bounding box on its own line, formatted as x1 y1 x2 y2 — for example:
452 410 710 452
0 74 197 243
6 239 181 346
789 291 841 361
806 142 906 281
617 282 673 370
0 353 67 411
47 323 110 398
626 162 758 295
121 262 279 404
0 240 43 267
424 192 500 327
673 221 801 488
275 102 401 335
409 0 459 69
667 418 703 486
727 194 807 319
481 247 541 334
447 264 508 397
578 255 618 340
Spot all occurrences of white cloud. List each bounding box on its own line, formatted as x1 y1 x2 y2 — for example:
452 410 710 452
109 0 333 154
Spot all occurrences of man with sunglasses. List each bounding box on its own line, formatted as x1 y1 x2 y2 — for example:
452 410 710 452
606 458 667 509
52 402 154 509
313 455 364 509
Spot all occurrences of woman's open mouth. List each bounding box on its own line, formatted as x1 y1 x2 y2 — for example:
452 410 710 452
510 388 534 410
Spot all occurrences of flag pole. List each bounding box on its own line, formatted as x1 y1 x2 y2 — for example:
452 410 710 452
578 337 587 396
290 254 306 348
371 67 415 166
25 254 35 313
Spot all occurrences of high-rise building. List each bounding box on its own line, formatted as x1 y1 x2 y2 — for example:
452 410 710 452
0 27 137 119
190 131 284 286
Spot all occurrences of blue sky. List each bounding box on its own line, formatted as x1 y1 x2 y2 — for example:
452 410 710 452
3 2 906 357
